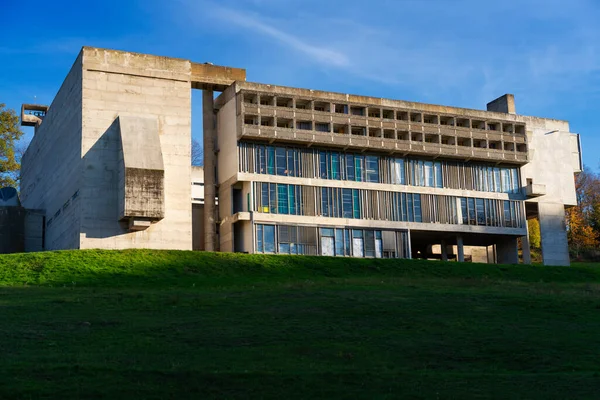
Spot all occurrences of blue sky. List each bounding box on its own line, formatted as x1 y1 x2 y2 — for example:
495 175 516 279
2 0 599 170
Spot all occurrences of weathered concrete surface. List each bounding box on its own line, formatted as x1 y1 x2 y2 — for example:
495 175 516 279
496 237 519 264
20 53 83 250
487 94 516 114
80 48 192 249
117 116 165 222
539 202 570 266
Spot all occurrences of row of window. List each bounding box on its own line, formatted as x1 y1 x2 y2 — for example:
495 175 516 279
238 142 521 193
255 224 410 258
253 182 525 228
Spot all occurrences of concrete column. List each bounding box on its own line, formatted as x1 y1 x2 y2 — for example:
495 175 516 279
497 237 519 264
456 235 464 262
521 235 532 265
538 202 570 266
203 90 216 251
441 239 448 261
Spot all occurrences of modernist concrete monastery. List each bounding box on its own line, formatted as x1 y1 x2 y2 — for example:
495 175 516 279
3 47 583 265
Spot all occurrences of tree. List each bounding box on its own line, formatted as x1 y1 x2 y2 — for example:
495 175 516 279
528 217 541 249
0 104 24 188
191 138 203 166
567 206 599 257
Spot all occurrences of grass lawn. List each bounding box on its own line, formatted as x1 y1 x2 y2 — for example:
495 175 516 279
1 250 600 399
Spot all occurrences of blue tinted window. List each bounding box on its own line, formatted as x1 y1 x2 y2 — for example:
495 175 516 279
264 225 275 253
346 154 355 181
277 184 288 214
366 156 379 183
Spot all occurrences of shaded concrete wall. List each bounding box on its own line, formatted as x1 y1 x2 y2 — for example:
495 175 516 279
0 208 45 254
217 93 239 252
79 48 192 250
20 54 84 250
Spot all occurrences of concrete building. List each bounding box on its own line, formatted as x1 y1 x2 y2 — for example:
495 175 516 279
15 47 582 265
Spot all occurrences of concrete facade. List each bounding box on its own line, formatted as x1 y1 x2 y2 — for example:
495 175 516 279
17 47 581 265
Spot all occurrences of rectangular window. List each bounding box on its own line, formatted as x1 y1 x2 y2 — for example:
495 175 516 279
261 183 270 213
468 198 476 225
461 198 468 224
345 229 351 256
319 151 328 179
352 189 361 219
267 146 275 175
366 156 379 183
413 194 422 223
392 158 405 185
401 193 407 221
277 184 289 214
407 193 414 222
258 145 266 174
365 230 375 257
346 154 355 181
355 156 364 182
256 224 264 252
434 162 443 188
321 187 330 217
331 152 341 180
288 185 297 215
269 183 277 213
335 229 344 256
504 201 512 227
276 147 286 176
287 149 296 177
476 198 485 225
342 189 353 218
424 161 434 187
501 168 510 193
264 225 275 253
511 168 519 193
493 168 501 192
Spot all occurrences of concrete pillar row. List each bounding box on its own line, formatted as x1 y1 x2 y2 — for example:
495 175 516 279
456 235 465 262
203 90 217 252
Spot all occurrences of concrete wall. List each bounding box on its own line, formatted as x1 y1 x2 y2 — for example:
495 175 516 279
20 54 84 250
79 48 192 250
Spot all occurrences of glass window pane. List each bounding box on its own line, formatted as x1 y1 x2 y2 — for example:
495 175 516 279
335 229 344 256
355 156 364 182
342 189 353 218
504 201 511 227
511 169 519 193
424 161 434 187
288 185 296 215
264 225 275 253
321 228 334 237
365 230 375 257
407 193 414 221
261 183 270 213
279 243 290 254
276 147 286 176
269 183 277 213
256 224 263 252
352 229 363 238
476 198 485 225
331 152 341 180
346 154 355 181
352 189 361 219
287 149 296 177
468 198 476 225
435 162 443 188
413 194 422 223
461 198 468 224
267 146 275 175
366 156 379 183
277 184 289 214
319 151 328 179
258 146 266 174
345 229 351 256
494 168 501 192
321 187 330 217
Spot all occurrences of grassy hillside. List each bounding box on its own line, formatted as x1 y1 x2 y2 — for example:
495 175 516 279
1 250 600 399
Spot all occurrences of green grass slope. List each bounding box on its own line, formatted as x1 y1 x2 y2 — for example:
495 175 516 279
1 250 600 399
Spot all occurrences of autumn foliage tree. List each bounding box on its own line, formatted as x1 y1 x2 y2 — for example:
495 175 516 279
567 166 600 258
0 104 24 188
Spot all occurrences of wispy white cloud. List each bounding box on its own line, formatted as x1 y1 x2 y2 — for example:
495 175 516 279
210 5 350 68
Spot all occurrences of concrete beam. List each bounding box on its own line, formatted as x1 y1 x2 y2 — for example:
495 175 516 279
457 235 464 262
191 63 246 91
